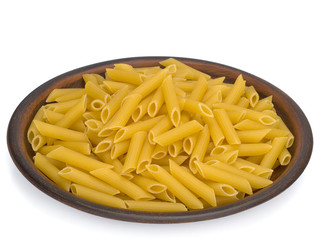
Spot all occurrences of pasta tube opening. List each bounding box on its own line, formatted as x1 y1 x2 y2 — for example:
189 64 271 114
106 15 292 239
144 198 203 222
259 115 277 125
85 119 103 132
220 185 238 197
148 184 167 194
147 101 158 117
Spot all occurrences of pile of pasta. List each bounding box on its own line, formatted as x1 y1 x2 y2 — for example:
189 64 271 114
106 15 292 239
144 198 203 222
27 58 294 212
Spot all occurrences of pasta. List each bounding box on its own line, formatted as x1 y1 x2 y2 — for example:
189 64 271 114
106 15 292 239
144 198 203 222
71 184 126 209
28 58 294 212
162 74 181 127
146 164 203 209
122 131 147 173
58 166 119 195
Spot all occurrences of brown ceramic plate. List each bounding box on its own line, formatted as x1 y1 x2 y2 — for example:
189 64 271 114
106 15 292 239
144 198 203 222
7 57 313 223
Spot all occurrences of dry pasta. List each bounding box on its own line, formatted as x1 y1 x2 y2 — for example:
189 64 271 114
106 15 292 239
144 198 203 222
28 58 294 212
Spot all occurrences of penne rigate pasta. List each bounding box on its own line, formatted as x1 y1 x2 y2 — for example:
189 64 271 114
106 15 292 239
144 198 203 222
71 184 126 209
58 166 119 195
27 58 294 212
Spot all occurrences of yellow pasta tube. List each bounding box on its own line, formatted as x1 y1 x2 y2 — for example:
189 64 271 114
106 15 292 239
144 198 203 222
153 120 203 146
168 140 183 157
236 97 250 108
132 95 153 122
111 140 130 159
182 132 199 155
131 174 167 194
152 155 188 166
160 58 210 80
129 65 174 98
253 96 274 112
204 181 238 197
213 103 277 126
85 81 110 103
146 164 203 209
99 94 142 135
232 158 273 179
83 73 105 84
90 167 155 201
100 86 129 124
53 140 91 155
278 148 291 166
109 159 133 180
45 99 80 113
34 153 71 191
38 145 61 155
46 88 85 103
203 89 222 107
47 146 113 171
70 184 126 209
44 109 85 132
33 120 89 142
54 90 86 103
92 136 114 154
227 110 246 124
162 74 181 127
218 143 272 156
95 151 113 164
234 119 275 131
169 160 216 207
82 111 101 121
148 116 173 144
189 125 210 173
147 86 164 117
106 82 135 95
27 106 45 141
203 85 228 102
30 134 47 152
106 68 144 85
136 138 155 174
113 63 135 71
58 167 119 195
207 77 226 85
207 160 273 189
189 75 208 101
174 81 195 92
122 131 147 173
202 116 225 146
84 119 103 133
87 99 106 112
152 144 168 159
245 86 259 107
277 116 294 148
194 161 253 195
206 150 239 164
86 128 105 147
181 98 213 118
216 193 245 206
134 66 161 75
154 190 176 203
236 129 271 143
260 137 288 168
114 115 164 143
223 74 246 104
213 109 241 145
124 200 187 212
82 74 99 84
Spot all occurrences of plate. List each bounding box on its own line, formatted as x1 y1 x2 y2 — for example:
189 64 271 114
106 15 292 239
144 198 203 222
7 57 313 223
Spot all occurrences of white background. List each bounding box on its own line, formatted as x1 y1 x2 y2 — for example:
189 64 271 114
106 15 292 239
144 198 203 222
1 0 320 239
